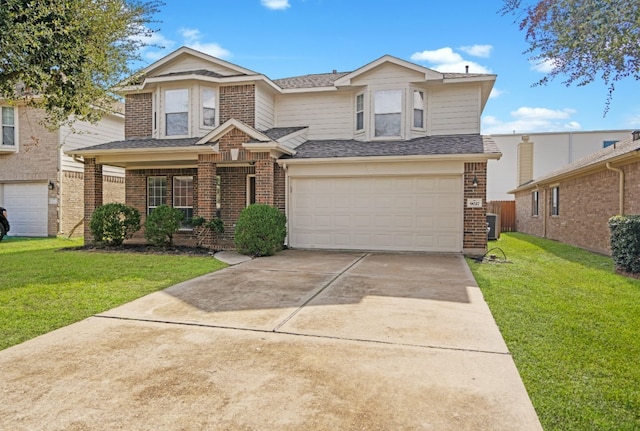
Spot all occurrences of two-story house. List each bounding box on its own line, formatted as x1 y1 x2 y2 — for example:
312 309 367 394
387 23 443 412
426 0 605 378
0 102 124 238
68 47 500 254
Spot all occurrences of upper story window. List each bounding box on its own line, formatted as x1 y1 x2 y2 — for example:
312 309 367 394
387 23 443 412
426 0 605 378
355 93 364 131
413 90 425 129
374 90 402 137
165 89 189 136
2 107 15 146
202 88 216 127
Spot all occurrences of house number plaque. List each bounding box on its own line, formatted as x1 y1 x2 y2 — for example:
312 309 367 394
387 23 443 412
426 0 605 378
467 198 483 208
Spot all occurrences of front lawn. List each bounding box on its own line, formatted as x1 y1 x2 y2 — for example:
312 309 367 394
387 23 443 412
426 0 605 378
0 237 226 351
468 233 640 431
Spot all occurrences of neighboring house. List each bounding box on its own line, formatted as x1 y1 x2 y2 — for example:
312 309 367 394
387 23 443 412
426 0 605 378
0 102 125 237
510 131 640 255
68 47 500 254
487 130 634 201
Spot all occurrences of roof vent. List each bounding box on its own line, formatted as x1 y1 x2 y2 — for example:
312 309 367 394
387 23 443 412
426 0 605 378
332 69 337 74
465 65 469 74
632 130 640 141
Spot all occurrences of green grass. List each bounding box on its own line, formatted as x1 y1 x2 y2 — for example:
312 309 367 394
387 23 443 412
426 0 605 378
467 233 640 431
0 237 227 351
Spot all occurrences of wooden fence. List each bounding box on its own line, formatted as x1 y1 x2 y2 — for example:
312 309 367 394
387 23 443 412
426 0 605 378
487 200 516 233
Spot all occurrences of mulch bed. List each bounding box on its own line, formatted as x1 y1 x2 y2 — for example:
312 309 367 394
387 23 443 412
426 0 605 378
60 243 219 257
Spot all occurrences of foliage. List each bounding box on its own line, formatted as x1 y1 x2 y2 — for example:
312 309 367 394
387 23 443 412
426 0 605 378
609 215 640 274
234 204 286 257
501 0 640 113
468 233 640 430
144 205 184 247
0 0 162 128
191 216 225 233
0 236 226 350
89 203 141 246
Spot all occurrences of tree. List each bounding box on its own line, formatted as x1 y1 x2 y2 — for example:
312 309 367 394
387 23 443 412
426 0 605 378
502 0 640 113
0 0 162 128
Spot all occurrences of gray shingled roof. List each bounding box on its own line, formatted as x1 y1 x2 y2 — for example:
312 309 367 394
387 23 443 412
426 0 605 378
74 137 202 152
288 135 499 159
513 134 640 190
273 72 351 89
155 69 247 79
260 126 307 141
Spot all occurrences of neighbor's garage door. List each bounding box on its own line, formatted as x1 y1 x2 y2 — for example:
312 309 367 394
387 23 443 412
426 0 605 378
3 182 48 236
290 176 463 252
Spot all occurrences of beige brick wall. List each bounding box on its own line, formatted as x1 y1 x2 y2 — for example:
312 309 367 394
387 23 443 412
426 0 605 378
514 160 640 255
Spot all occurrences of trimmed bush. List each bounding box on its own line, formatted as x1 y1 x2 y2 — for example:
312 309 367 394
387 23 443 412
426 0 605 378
89 203 140 246
234 204 286 257
609 215 640 274
144 205 184 247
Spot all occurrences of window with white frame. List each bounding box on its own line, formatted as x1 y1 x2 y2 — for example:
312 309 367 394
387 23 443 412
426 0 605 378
413 90 425 129
2 107 15 146
173 176 194 228
374 90 402 137
147 176 167 214
532 190 539 216
202 88 216 127
165 89 189 136
551 186 560 216
355 93 364 131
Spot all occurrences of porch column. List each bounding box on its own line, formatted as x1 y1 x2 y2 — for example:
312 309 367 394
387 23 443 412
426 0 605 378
83 157 103 244
255 159 275 205
197 154 217 247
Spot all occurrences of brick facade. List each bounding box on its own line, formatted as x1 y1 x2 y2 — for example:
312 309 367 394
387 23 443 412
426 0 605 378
83 158 103 243
125 93 153 139
514 160 640 255
219 85 255 127
463 162 488 255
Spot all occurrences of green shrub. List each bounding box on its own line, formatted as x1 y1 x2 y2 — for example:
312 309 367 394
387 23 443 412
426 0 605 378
609 215 640 274
234 204 286 257
191 216 224 234
144 205 184 247
89 203 140 246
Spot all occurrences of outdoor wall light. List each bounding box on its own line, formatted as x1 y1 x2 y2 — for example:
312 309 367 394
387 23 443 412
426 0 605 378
48 180 55 190
472 175 479 187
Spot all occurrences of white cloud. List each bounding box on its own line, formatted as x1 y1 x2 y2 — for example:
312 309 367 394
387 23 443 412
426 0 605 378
410 47 492 74
459 44 493 58
531 58 556 73
141 28 231 62
489 88 505 99
482 107 581 134
261 0 290 10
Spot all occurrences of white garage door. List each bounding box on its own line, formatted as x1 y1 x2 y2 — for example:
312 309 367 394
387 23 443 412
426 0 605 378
290 176 463 252
3 183 48 236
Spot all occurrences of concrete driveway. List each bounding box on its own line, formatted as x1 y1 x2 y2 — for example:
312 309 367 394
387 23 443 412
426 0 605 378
0 250 542 430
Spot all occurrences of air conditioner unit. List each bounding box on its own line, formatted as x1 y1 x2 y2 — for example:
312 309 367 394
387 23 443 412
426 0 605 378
486 213 499 240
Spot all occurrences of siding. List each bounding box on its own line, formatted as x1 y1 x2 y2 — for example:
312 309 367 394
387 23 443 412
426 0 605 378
276 92 353 140
153 57 246 77
430 85 480 135
350 62 424 88
255 85 275 131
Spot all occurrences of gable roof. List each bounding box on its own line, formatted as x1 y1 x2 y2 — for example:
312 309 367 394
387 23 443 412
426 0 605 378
510 133 640 193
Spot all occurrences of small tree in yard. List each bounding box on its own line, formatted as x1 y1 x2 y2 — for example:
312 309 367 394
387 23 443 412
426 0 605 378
90 203 140 246
234 204 286 257
144 205 184 247
609 215 640 275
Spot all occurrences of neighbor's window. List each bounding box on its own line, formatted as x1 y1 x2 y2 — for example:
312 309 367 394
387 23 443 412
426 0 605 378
532 190 539 216
202 88 216 127
2 107 15 145
551 186 560 216
603 140 618 148
165 89 189 136
374 89 402 137
173 176 194 228
413 90 425 129
355 93 364 131
147 176 167 214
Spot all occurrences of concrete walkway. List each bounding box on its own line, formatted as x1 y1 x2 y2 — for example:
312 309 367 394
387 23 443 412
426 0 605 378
0 250 542 430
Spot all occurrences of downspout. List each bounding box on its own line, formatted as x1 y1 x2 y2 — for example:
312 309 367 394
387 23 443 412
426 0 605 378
606 163 625 215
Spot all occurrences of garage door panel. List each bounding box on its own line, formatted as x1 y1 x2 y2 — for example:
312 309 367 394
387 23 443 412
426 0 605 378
290 176 463 252
3 183 48 237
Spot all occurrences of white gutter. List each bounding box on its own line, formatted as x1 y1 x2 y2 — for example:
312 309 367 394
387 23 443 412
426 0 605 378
277 153 501 165
606 162 625 215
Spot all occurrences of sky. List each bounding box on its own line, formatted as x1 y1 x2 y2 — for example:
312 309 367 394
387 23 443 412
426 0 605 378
135 0 640 135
